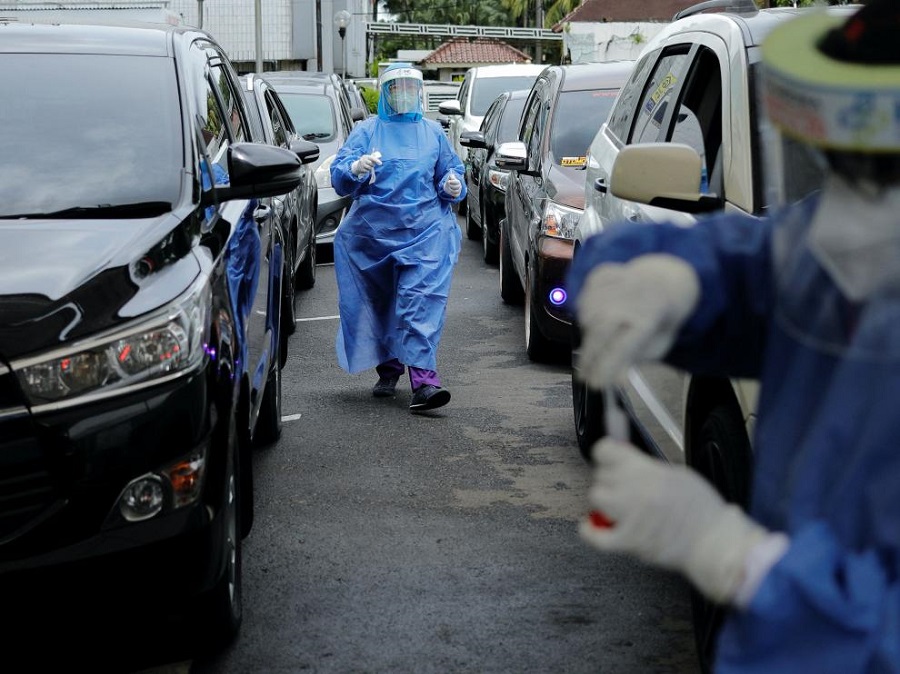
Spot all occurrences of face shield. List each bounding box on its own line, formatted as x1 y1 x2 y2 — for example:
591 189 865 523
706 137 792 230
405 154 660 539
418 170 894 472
379 67 423 117
761 4 900 360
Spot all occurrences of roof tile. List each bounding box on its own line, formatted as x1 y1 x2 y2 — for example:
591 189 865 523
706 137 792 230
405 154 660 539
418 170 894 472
421 37 531 65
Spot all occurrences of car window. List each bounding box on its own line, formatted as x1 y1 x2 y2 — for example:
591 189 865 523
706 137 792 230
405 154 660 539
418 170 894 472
0 54 182 217
519 86 543 161
264 90 289 147
550 89 619 165
630 49 691 145
471 76 541 116
280 93 337 141
497 97 528 144
606 50 659 142
210 64 248 144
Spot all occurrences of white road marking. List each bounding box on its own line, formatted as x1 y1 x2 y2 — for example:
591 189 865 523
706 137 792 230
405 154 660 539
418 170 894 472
295 315 340 322
282 413 303 422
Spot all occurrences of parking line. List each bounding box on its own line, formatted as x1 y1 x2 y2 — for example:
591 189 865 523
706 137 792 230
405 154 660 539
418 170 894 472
282 413 302 422
295 315 340 322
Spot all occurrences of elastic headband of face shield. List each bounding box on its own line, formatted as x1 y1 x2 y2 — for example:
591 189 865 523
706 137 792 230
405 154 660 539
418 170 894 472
760 0 900 157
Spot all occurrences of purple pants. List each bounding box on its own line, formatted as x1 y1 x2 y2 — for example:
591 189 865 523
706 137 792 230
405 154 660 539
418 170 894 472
376 358 440 390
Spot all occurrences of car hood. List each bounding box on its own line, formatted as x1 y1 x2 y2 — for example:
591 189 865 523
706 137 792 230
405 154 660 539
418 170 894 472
545 164 586 211
0 213 199 361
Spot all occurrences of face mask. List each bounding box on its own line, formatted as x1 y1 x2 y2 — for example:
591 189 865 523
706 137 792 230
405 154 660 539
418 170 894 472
808 175 900 301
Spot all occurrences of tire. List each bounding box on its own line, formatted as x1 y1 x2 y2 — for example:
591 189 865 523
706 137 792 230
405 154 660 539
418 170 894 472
254 334 283 447
282 243 298 336
572 374 605 462
687 403 753 674
194 416 243 655
499 220 524 305
482 200 498 265
525 265 555 362
465 197 480 241
295 225 316 291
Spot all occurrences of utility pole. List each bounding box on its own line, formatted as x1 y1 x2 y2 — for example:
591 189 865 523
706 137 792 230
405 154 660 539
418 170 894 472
254 0 263 73
534 0 544 64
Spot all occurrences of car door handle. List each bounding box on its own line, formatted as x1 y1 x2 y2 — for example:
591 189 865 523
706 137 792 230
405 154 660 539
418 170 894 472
593 178 607 194
253 204 272 225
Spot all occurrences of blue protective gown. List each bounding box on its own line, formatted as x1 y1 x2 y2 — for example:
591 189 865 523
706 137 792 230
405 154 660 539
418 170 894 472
567 199 900 674
330 113 465 374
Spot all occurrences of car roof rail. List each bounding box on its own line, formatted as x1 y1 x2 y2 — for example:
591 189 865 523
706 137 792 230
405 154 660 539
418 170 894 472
673 0 758 21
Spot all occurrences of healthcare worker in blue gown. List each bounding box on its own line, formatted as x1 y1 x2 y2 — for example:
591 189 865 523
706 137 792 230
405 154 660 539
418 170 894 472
568 2 900 672
330 64 465 412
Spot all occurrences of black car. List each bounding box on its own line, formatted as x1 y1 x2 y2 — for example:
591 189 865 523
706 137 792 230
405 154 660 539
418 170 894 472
241 73 320 358
0 19 303 653
458 88 530 264
497 61 632 362
265 71 364 248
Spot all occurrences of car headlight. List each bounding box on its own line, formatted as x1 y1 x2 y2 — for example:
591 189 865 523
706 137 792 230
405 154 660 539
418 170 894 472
15 278 212 407
488 168 509 192
542 201 582 240
315 154 336 189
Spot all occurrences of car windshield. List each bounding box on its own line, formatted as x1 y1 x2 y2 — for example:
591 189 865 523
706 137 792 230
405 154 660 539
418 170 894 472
550 89 619 164
497 97 528 144
0 54 182 219
279 93 337 141
472 76 538 116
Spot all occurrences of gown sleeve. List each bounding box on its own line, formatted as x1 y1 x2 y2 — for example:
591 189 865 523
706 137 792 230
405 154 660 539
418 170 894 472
566 211 774 379
330 121 375 198
432 124 466 203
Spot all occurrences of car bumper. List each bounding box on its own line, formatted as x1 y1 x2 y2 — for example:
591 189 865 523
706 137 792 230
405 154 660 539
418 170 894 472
0 370 230 597
533 236 575 344
315 187 351 245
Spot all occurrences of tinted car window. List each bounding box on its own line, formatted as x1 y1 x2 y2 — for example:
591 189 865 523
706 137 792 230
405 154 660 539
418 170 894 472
550 89 619 161
0 55 181 217
265 91 289 146
606 50 659 142
472 76 544 116
631 51 691 145
497 97 528 143
280 93 337 141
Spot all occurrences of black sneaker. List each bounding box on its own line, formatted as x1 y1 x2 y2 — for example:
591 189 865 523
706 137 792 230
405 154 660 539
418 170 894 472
409 384 451 412
372 375 400 397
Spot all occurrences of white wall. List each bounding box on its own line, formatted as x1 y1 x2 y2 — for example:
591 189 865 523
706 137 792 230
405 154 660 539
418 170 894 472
562 22 667 63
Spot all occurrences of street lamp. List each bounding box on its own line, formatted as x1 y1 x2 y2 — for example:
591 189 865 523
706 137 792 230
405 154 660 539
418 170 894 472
334 9 351 80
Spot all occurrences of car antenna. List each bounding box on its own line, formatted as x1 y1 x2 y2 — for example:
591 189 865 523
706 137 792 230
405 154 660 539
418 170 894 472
673 0 758 21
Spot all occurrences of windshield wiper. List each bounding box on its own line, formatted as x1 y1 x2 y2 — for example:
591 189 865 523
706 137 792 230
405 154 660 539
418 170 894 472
2 201 172 220
302 132 331 140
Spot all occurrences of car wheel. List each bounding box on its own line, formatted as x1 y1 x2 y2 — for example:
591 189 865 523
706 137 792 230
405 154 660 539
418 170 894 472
687 403 753 674
482 200 498 265
465 196 480 241
195 416 243 655
282 242 298 336
499 220 524 305
255 333 283 447
572 373 605 462
295 226 317 291
525 265 554 362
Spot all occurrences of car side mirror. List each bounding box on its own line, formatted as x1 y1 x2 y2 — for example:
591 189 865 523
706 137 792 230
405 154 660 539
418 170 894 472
610 143 723 214
201 142 303 208
438 100 462 116
350 107 366 122
290 138 320 165
494 141 537 176
460 131 487 149
438 116 450 129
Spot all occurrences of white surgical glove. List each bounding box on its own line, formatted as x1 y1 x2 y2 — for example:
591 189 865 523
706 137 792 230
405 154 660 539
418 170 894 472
351 152 382 177
575 253 700 389
444 171 462 198
579 438 786 605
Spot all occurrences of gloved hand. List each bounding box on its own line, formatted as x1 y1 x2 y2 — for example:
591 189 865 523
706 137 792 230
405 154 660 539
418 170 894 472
575 253 700 389
579 438 773 605
443 171 462 198
351 152 382 177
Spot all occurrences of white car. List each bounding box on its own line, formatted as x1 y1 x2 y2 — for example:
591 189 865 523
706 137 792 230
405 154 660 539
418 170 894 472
438 63 546 169
571 2 856 672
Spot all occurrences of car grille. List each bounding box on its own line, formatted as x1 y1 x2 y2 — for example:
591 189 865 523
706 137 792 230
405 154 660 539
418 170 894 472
0 363 57 546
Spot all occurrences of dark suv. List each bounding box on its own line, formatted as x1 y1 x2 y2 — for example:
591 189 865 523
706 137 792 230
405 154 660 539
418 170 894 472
0 18 303 654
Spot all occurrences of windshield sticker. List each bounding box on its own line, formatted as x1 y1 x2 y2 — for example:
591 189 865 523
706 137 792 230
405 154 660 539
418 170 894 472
560 156 586 167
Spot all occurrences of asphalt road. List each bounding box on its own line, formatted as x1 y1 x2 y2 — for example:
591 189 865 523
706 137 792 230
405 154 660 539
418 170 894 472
10 218 701 674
